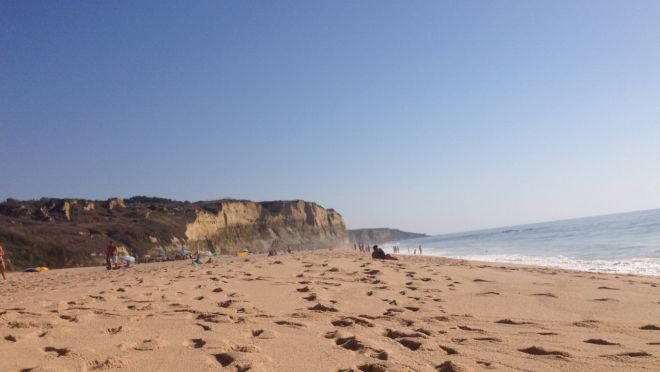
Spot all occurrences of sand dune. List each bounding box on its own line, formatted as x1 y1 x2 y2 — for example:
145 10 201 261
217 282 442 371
1 249 659 371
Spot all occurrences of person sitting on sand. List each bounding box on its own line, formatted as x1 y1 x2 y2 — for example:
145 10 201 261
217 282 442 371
105 241 119 270
0 240 7 280
192 250 212 265
372 245 398 261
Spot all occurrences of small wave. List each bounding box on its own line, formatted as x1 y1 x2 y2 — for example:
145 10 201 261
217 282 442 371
436 253 660 276
501 228 536 234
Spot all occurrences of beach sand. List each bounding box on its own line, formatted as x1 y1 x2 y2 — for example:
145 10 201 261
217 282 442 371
1 248 659 371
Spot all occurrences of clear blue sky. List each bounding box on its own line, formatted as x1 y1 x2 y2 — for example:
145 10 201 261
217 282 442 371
2 1 660 234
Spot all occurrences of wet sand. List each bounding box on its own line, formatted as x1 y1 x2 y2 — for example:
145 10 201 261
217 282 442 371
1 248 659 371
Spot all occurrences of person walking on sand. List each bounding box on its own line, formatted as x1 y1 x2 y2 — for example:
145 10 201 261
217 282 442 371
105 241 118 270
0 240 7 280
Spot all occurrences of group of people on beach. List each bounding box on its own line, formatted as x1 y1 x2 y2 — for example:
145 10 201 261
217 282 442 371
267 247 293 256
354 243 372 252
353 243 422 256
353 243 398 260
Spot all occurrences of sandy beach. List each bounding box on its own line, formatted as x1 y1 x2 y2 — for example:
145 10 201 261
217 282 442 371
1 248 659 371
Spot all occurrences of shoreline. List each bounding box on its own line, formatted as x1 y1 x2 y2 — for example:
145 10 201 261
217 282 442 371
2 247 659 371
7 246 660 279
392 252 660 278
380 242 660 277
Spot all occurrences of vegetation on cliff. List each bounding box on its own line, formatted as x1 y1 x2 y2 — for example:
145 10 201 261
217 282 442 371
0 197 347 269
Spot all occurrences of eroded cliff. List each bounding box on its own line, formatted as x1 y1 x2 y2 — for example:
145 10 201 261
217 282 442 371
0 197 347 268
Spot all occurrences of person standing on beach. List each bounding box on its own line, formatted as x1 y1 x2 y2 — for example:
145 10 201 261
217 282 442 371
105 241 118 270
419 245 422 255
0 240 7 280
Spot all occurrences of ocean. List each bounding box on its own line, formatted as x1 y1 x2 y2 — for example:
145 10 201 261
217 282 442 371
386 208 660 276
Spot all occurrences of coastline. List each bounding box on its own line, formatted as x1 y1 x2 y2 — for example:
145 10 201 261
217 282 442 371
1 248 659 371
389 250 660 277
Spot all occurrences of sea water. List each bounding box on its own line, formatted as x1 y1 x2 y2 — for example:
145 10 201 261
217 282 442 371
387 209 660 276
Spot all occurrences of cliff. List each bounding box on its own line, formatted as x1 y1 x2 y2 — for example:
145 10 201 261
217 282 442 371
0 197 347 269
348 228 426 244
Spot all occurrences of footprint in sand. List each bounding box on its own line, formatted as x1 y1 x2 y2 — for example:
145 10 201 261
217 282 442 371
332 334 366 351
195 323 211 331
602 351 653 358
59 314 79 322
274 320 305 328
87 357 128 369
439 345 459 355
436 360 470 372
457 325 484 333
332 316 375 328
640 324 660 330
106 326 123 335
232 345 260 353
44 346 71 357
328 331 388 361
476 360 495 370
573 320 599 328
251 329 277 339
495 319 532 325
308 303 338 312
356 363 389 372
133 339 160 351
212 353 250 370
584 338 619 346
187 338 206 348
519 346 570 357
384 329 425 351
414 328 433 336
219 300 234 308
531 292 557 298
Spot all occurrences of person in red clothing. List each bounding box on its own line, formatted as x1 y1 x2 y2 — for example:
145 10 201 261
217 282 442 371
0 240 7 280
105 241 119 270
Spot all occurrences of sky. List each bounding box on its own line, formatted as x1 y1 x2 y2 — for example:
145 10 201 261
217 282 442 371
2 1 660 235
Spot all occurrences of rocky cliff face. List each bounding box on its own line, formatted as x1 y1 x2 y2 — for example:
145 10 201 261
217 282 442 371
0 197 347 269
348 228 426 244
